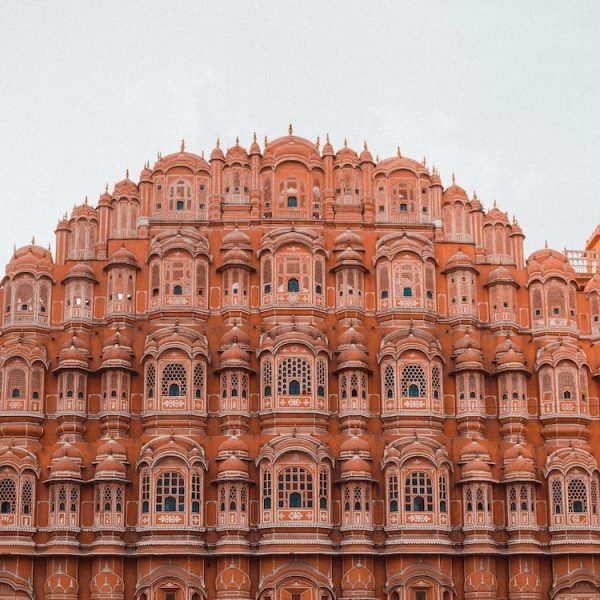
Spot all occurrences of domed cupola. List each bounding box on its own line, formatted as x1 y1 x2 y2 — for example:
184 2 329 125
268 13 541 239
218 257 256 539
4 243 54 280
100 329 134 369
359 141 374 164
494 335 526 372
225 138 250 166
452 331 486 372
210 138 225 162
48 442 83 482
55 334 91 371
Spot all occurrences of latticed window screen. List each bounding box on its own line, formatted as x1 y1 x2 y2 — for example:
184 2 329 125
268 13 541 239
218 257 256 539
319 469 328 508
191 473 201 512
262 358 273 395
146 363 156 397
277 467 313 509
465 488 473 511
21 478 33 515
378 263 390 298
155 471 185 512
388 473 399 511
439 474 448 512
432 363 441 399
557 365 577 400
262 257 272 290
404 472 433 512
383 363 395 399
0 478 16 513
262 470 272 508
7 366 26 398
161 363 188 397
592 477 599 515
277 357 311 395
509 486 517 511
567 478 588 513
400 364 426 398
193 363 204 398
196 261 207 298
552 479 563 513
141 471 150 512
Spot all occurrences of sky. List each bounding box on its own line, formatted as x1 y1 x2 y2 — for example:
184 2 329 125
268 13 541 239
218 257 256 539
0 0 599 268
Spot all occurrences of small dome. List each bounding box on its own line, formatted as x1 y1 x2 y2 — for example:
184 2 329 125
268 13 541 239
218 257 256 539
337 324 367 348
335 143 358 164
359 142 374 164
57 335 90 369
461 457 492 479
50 457 80 477
6 243 53 278
504 454 535 479
105 246 139 270
218 455 248 475
98 188 112 206
221 322 250 348
218 435 249 457
461 437 489 461
97 437 126 458
341 455 371 475
139 164 153 181
584 273 600 294
526 248 575 278
484 206 509 223
95 455 126 478
337 344 369 369
221 248 251 266
113 176 138 197
504 440 534 461
222 227 251 248
249 134 261 155
63 262 97 283
210 140 225 161
445 250 475 270
486 266 516 286
454 331 481 352
442 182 469 202
225 140 249 163
335 246 364 266
334 229 364 249
219 343 250 369
339 434 371 456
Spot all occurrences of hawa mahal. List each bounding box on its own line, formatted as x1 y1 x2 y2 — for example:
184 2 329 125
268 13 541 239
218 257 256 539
0 128 599 600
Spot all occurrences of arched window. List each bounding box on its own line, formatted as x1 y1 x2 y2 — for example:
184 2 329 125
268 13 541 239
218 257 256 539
568 478 587 514
161 363 188 398
289 380 300 395
0 478 15 514
155 472 185 513
287 278 300 293
388 473 399 512
404 472 433 512
173 284 183 295
277 467 313 509
278 357 311 396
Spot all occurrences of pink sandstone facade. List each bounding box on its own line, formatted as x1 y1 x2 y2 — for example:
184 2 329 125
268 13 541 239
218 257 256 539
0 129 599 600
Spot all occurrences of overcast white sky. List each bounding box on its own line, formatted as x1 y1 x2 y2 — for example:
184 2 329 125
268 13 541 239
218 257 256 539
0 1 599 268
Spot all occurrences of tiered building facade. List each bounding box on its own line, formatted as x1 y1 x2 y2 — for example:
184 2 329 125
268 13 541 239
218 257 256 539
1 130 600 599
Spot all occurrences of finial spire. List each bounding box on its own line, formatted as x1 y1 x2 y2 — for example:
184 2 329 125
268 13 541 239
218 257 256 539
31 236 35 245
452 173 456 184
544 239 548 248
376 154 380 163
264 135 268 146
422 156 426 166
235 136 239 146
180 138 185 152
364 140 368 150
344 137 348 148
105 182 108 192
125 168 129 179
397 146 401 157
326 133 330 144
288 123 293 135
201 150 205 158
315 136 320 150
473 189 477 199
84 195 88 205
253 131 257 142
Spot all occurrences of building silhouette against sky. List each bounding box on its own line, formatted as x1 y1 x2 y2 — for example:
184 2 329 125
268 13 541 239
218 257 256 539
1 129 599 599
